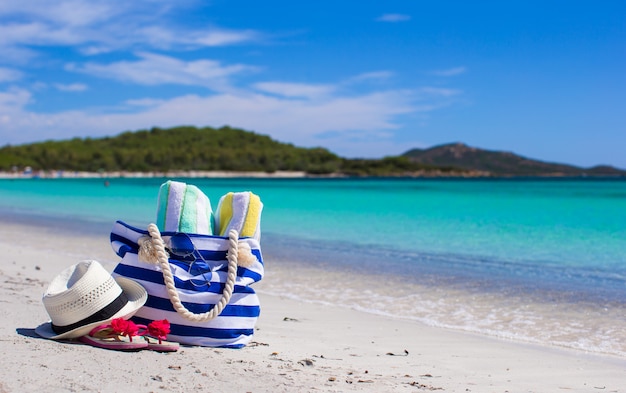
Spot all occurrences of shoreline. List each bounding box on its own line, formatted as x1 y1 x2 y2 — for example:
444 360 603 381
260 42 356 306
0 170 490 179
0 169 313 179
1 218 625 392
1 169 625 179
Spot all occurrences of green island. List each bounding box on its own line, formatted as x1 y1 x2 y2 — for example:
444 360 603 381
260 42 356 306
0 125 624 177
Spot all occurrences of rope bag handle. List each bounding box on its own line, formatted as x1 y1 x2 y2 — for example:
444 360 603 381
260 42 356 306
144 223 239 322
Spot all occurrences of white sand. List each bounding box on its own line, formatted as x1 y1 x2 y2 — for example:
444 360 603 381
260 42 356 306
1 220 624 393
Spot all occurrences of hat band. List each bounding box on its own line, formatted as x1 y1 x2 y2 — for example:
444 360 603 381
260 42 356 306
51 292 129 335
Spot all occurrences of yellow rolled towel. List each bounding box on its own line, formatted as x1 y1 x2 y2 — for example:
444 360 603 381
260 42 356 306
215 191 262 241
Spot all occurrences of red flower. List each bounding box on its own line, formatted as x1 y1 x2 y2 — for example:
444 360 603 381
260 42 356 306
147 319 171 344
110 318 140 341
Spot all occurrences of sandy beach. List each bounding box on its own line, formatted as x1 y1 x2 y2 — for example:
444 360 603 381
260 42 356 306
1 219 624 393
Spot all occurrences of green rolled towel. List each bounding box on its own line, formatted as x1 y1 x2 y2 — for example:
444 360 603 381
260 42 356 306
156 180 214 235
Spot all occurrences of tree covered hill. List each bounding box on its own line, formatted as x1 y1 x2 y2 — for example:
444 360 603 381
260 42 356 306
403 142 626 177
0 125 451 176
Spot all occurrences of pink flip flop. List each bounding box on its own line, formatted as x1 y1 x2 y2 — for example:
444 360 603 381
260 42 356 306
137 319 179 352
79 318 147 351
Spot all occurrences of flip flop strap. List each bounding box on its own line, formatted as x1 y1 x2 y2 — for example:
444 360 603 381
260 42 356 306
146 223 238 322
87 325 129 341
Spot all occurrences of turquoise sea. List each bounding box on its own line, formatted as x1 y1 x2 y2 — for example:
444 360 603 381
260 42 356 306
1 177 625 357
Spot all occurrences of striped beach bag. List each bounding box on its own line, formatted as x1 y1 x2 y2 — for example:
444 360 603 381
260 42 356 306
110 220 264 348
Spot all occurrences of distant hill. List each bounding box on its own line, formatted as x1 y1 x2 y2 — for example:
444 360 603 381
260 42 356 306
403 142 626 177
0 125 339 174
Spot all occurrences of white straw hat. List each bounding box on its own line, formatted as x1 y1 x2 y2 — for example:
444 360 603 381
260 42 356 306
35 260 147 340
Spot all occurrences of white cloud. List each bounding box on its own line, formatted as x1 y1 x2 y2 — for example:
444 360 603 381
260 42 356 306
37 1 118 27
80 45 113 56
0 21 94 47
54 83 88 92
0 22 48 46
418 87 462 97
0 1 262 56
250 72 398 102
0 87 417 150
253 82 336 99
0 0 120 26
0 87 31 111
126 91 414 140
432 66 467 76
376 14 411 22
125 98 165 107
193 29 261 46
67 52 257 92
0 44 38 64
0 67 22 82
348 71 394 83
0 87 32 140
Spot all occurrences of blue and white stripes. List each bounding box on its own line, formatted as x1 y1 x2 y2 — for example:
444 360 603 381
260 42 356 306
110 220 264 348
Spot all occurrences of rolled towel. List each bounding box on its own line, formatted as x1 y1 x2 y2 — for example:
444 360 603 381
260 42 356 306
215 191 262 241
156 180 214 235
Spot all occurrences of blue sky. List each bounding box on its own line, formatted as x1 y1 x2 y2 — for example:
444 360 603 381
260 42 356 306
0 1 624 168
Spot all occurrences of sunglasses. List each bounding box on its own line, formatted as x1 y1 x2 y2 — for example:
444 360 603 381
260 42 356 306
166 233 222 287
